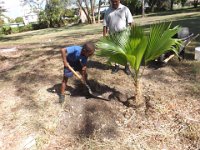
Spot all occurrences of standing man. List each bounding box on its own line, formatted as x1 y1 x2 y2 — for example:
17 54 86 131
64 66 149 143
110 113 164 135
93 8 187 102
103 0 133 75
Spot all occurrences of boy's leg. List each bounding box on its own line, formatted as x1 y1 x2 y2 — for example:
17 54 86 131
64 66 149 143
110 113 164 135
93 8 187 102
61 76 68 95
59 76 68 103
60 66 73 103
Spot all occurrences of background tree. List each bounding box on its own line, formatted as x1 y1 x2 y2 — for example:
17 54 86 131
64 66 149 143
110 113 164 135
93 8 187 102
180 0 187 7
15 17 24 23
90 0 96 24
0 18 3 26
0 0 6 17
77 0 91 23
121 0 141 15
146 0 181 12
142 0 145 17
77 0 96 24
0 1 5 26
97 0 102 23
170 0 182 10
193 0 198 8
147 0 158 12
20 0 46 12
38 0 68 27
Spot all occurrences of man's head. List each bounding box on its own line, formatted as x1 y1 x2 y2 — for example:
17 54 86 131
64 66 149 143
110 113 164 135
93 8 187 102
82 42 95 57
110 0 120 9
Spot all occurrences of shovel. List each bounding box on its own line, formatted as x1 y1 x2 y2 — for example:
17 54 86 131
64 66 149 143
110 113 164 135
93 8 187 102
67 65 109 101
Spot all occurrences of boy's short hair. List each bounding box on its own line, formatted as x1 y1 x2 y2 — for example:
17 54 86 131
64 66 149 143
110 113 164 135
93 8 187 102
83 42 95 53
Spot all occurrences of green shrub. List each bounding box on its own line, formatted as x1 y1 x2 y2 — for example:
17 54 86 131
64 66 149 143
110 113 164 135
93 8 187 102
1 26 12 35
11 27 19 33
18 24 33 32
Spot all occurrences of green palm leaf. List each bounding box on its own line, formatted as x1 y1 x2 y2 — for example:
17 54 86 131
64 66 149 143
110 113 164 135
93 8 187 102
96 22 181 77
125 25 148 72
144 22 181 63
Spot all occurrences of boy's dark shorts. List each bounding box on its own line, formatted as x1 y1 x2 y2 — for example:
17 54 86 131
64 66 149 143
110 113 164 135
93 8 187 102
64 61 82 78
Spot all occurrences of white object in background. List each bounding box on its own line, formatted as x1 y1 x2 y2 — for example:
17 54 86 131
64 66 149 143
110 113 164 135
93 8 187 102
0 47 17 52
195 47 200 61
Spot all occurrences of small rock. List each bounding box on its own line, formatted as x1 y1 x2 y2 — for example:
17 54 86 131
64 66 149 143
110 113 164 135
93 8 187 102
21 135 36 149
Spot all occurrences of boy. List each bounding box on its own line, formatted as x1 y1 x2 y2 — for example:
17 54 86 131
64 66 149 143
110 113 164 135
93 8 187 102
59 42 95 103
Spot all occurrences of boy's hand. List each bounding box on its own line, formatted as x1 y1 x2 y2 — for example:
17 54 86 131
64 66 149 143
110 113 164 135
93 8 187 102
81 66 87 83
81 77 86 83
64 62 70 68
82 66 87 71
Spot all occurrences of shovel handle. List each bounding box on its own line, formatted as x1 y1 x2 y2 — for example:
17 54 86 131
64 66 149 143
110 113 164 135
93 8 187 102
67 64 82 80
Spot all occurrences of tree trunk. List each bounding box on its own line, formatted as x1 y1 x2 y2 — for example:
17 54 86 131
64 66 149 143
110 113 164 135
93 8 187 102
84 0 92 23
170 0 174 10
149 0 158 12
194 0 198 8
130 70 144 108
132 78 146 115
97 0 101 23
90 0 96 24
134 79 143 106
142 0 145 17
77 0 92 24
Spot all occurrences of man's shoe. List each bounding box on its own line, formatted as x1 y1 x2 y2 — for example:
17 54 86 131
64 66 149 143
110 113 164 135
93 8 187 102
59 94 65 103
111 65 119 74
125 65 131 75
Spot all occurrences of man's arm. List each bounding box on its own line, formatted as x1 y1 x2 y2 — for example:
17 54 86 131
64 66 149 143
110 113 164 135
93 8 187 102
126 8 133 26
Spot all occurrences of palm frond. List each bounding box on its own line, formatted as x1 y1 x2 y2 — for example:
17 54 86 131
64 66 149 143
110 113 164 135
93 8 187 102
96 22 181 76
144 22 182 63
96 35 128 66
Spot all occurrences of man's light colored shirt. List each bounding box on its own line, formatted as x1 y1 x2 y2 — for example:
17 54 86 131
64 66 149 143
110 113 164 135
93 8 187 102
103 4 133 33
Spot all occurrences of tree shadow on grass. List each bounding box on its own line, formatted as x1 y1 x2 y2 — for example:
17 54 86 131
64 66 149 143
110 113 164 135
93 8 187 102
14 72 49 110
146 7 200 17
172 15 200 37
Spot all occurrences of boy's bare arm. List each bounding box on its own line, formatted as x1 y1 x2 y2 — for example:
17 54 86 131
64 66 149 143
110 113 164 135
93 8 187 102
81 65 87 81
61 48 69 68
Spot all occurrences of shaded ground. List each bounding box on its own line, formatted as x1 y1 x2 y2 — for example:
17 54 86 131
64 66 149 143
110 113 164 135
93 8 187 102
0 11 200 150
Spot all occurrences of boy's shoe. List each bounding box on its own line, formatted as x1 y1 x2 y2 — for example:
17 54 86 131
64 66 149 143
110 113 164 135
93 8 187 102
124 65 131 75
59 94 65 103
111 65 119 74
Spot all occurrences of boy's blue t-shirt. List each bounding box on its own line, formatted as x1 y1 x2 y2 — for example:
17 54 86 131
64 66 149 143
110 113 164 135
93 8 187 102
65 46 87 65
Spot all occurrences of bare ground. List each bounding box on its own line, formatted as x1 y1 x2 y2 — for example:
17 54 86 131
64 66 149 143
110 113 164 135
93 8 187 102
0 23 200 150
